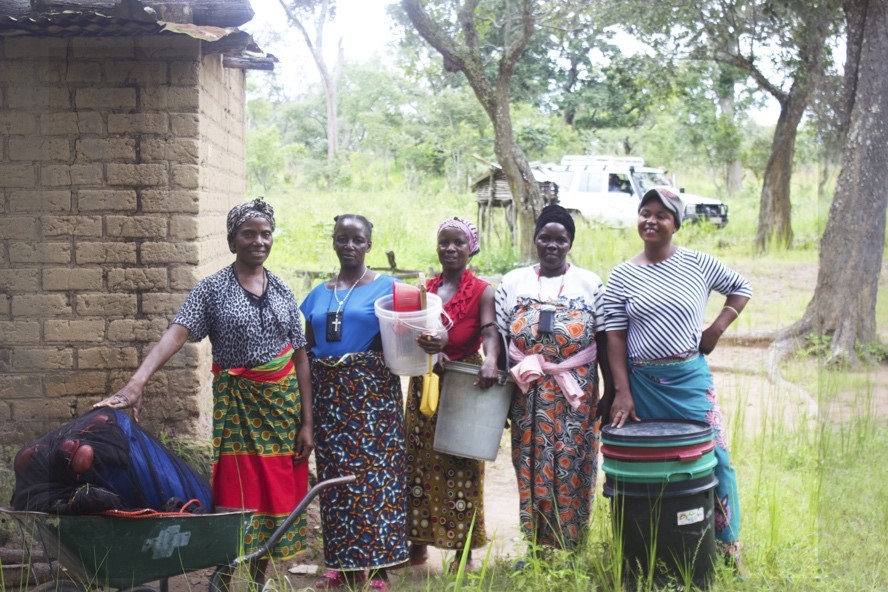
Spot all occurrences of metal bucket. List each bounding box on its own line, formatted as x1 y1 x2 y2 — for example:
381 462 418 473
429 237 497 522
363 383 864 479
432 360 515 461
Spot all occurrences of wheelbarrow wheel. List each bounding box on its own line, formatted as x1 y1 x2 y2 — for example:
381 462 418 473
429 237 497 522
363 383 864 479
32 581 86 592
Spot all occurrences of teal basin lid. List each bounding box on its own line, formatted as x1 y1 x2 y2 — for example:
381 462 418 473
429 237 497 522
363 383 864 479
602 450 717 483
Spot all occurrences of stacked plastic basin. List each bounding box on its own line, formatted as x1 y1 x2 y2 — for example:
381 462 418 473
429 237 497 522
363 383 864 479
601 420 718 587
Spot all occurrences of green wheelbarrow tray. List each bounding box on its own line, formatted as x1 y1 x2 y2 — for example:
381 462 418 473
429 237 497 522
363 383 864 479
7 507 250 589
1 475 356 591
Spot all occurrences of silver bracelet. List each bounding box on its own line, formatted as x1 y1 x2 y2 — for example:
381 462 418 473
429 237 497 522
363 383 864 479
722 305 740 319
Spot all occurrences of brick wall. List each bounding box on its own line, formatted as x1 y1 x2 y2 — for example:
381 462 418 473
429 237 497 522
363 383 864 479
0 34 247 448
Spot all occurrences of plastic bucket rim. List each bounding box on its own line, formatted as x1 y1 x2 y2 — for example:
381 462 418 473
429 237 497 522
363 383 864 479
442 359 513 385
601 418 714 445
374 293 442 318
601 440 716 462
601 453 717 482
603 473 719 499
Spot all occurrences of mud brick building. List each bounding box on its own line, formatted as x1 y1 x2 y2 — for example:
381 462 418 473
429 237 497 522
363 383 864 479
0 0 272 454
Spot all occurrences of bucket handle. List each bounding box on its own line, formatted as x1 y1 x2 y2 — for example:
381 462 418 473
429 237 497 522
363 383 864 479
496 331 512 386
438 326 512 385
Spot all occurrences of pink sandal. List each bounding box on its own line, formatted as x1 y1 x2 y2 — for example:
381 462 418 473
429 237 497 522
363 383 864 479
365 577 389 591
313 570 366 590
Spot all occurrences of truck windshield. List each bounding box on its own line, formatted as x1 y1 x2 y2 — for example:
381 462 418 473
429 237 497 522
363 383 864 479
633 171 671 193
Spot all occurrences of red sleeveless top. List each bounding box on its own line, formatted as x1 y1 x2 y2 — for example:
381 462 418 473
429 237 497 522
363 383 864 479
426 269 489 361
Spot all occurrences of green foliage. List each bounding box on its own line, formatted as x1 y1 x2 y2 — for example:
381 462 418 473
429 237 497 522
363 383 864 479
800 333 833 359
157 434 213 480
571 53 677 131
855 341 888 364
246 125 288 192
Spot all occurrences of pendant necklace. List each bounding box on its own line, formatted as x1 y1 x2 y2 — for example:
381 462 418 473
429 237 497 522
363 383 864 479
536 264 567 302
326 266 369 342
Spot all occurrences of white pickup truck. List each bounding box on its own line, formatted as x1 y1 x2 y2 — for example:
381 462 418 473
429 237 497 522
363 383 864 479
546 155 729 228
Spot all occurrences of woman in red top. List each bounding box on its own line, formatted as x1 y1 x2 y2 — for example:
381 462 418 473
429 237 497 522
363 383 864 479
403 217 500 571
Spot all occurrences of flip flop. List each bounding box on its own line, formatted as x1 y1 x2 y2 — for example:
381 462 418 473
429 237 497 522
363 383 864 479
313 570 366 589
365 578 389 591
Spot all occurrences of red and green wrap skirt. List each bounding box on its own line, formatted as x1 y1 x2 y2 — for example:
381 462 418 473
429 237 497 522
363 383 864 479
211 345 309 559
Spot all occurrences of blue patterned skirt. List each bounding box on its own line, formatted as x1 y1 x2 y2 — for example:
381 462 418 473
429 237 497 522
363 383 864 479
311 351 409 570
628 354 741 543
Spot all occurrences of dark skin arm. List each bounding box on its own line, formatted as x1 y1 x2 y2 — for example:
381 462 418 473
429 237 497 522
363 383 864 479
699 295 749 354
304 321 316 350
94 323 190 422
477 285 500 388
595 329 616 422
417 286 500 388
292 346 314 463
606 329 639 428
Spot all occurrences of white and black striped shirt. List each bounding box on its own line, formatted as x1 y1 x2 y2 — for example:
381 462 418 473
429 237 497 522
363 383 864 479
602 247 751 360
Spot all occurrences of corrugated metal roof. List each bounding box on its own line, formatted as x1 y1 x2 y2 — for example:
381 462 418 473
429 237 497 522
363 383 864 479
0 9 275 69
0 10 162 36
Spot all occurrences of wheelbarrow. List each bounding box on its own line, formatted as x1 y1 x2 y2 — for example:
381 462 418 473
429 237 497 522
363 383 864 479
0 474 355 591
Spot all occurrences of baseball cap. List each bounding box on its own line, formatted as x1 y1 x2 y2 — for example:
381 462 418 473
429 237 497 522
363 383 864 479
639 186 684 229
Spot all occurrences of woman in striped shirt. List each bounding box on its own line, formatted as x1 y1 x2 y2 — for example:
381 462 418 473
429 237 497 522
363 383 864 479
602 186 751 573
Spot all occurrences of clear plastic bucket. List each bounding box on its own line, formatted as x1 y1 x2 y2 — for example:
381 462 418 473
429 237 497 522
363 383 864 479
374 293 444 376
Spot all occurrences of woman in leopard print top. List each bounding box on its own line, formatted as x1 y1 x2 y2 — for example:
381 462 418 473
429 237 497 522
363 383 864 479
95 198 314 584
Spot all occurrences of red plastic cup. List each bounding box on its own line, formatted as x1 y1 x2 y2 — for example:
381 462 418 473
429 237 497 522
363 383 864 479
392 283 422 312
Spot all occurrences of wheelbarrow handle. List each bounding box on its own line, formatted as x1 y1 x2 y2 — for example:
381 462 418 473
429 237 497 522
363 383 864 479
241 475 356 563
211 474 356 586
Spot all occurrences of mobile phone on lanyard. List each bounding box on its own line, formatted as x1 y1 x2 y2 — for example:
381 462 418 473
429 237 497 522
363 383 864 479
538 304 556 334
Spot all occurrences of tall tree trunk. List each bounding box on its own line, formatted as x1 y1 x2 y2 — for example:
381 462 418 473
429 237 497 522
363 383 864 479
774 0 888 365
490 103 542 257
716 67 743 196
476 67 542 257
754 94 808 251
715 4 834 252
401 0 542 259
315 41 341 191
280 0 339 189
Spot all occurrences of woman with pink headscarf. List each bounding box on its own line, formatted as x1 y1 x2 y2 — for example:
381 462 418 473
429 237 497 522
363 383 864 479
402 217 500 572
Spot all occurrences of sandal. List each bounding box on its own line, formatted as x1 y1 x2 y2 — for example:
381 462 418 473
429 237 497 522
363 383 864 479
313 570 366 590
365 577 389 591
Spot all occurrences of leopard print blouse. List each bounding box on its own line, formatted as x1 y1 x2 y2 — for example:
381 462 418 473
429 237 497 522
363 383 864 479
173 265 306 369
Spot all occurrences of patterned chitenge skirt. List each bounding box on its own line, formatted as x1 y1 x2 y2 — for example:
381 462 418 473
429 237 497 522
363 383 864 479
211 347 309 559
404 352 488 551
311 351 409 571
